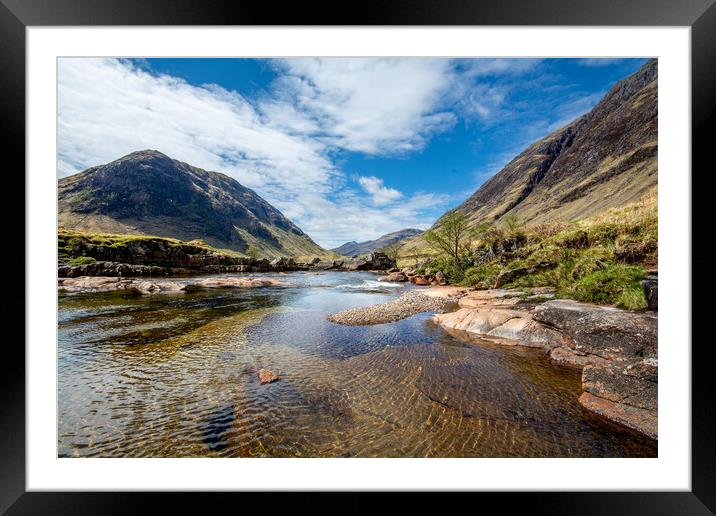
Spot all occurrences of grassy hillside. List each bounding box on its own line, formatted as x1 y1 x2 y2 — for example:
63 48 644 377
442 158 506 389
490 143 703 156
407 193 657 310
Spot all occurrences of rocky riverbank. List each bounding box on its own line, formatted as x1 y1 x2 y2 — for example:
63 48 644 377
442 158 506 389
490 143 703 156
328 282 658 441
58 275 290 294
432 288 658 440
58 250 396 277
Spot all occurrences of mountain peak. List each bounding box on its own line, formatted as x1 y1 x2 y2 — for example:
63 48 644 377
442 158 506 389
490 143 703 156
119 149 170 160
58 151 326 257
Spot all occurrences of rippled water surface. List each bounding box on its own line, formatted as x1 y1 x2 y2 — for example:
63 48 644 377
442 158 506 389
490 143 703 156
58 271 656 457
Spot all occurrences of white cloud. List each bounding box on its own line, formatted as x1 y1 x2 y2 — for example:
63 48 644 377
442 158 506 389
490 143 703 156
456 58 543 78
578 58 627 67
266 58 458 154
356 176 403 206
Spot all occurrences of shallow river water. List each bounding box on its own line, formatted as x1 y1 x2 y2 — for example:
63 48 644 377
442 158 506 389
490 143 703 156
58 271 656 457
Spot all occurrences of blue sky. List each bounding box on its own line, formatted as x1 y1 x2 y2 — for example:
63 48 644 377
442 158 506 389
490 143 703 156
58 57 647 248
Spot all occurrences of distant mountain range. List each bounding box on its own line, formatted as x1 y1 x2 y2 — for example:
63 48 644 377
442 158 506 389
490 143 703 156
58 150 327 257
331 228 424 256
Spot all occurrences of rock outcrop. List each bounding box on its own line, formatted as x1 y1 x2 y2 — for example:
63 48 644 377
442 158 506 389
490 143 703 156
533 300 657 359
642 274 658 311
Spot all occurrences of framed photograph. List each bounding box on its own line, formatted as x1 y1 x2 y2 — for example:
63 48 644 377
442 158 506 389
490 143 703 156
5 0 712 511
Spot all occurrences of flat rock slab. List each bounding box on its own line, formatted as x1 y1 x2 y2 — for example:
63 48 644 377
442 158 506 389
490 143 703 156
191 277 289 289
421 286 472 298
434 308 520 334
434 307 559 350
58 276 136 293
58 275 290 294
456 287 555 309
486 317 561 349
549 347 611 369
533 299 657 360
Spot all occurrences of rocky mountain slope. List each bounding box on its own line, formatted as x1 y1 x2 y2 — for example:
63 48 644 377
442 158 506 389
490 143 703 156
458 58 657 227
332 228 423 257
400 58 658 265
58 150 327 257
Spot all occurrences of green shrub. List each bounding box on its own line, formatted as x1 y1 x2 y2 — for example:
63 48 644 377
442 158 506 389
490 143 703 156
427 255 471 282
569 248 613 279
552 229 590 249
565 263 646 308
462 262 502 288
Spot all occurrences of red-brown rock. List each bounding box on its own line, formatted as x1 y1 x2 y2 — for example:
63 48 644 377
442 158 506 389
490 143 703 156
257 368 279 384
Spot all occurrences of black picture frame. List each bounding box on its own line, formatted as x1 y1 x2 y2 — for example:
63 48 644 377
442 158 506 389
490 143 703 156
3 0 711 512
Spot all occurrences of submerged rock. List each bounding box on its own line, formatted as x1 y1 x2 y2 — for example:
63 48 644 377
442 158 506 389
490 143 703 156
257 368 279 384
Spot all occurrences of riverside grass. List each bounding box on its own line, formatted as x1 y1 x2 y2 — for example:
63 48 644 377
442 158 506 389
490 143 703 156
58 229 245 261
403 193 657 311
57 228 328 263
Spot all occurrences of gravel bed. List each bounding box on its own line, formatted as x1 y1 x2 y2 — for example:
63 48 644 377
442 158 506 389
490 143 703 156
328 291 459 326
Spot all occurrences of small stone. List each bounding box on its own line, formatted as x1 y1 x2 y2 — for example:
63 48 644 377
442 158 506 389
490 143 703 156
257 368 279 384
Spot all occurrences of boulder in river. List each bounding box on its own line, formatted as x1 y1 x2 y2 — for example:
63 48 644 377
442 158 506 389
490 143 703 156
378 272 407 282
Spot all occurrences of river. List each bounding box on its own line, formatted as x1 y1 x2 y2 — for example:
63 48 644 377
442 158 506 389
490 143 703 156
58 270 656 457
